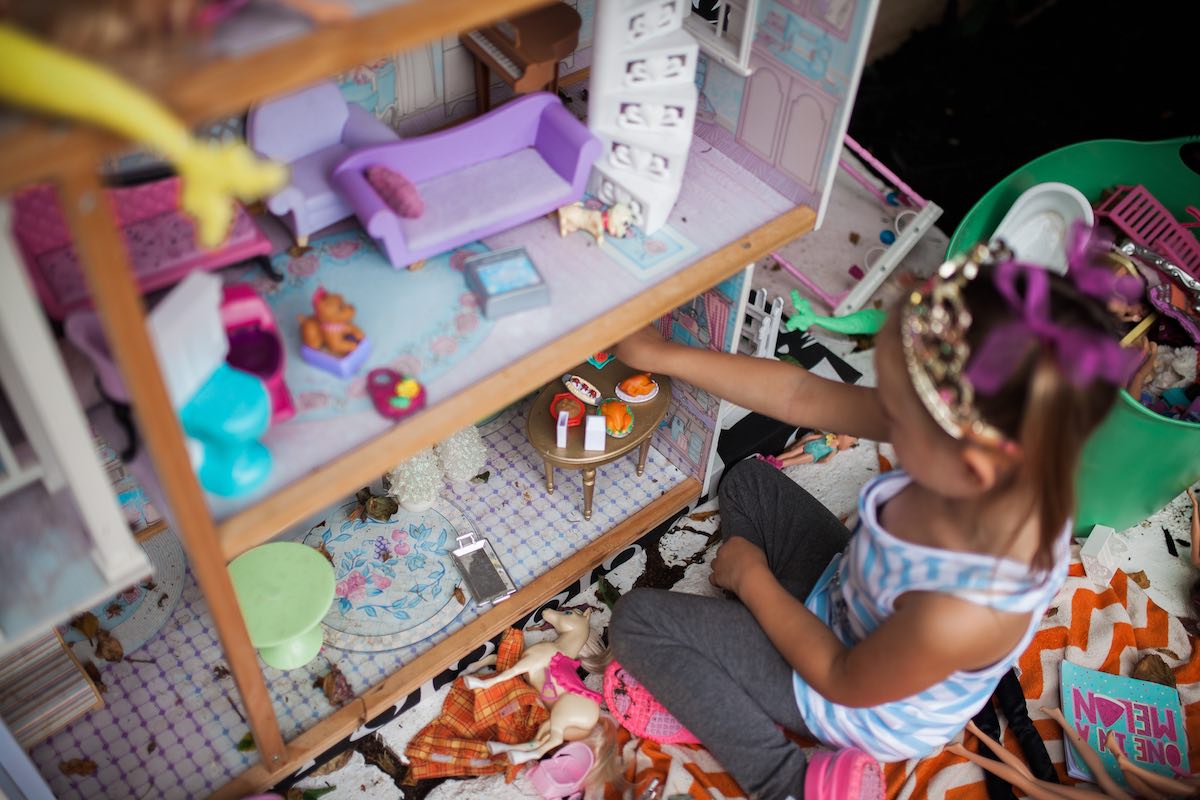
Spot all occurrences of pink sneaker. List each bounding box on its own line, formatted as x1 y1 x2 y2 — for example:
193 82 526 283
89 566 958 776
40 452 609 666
803 748 885 800
604 661 700 745
527 741 594 800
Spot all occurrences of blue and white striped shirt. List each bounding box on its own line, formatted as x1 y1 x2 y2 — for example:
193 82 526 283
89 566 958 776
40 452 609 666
795 471 1069 762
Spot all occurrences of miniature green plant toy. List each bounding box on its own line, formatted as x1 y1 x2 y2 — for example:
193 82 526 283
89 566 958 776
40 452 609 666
784 290 887 335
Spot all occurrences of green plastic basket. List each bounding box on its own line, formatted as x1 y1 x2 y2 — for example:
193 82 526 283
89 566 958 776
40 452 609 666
948 137 1200 533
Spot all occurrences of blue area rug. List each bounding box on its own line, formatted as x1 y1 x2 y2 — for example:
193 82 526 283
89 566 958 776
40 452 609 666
236 231 492 422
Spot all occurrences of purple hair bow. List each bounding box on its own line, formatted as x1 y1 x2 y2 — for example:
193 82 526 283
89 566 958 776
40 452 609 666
966 258 1141 394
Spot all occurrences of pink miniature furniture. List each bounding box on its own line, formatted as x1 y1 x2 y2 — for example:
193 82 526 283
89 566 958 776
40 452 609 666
11 177 277 320
220 284 295 424
246 80 400 246
64 310 139 461
332 92 600 269
1095 184 1200 278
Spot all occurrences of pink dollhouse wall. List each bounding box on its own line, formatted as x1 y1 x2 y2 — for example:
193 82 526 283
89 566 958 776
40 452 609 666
694 0 879 227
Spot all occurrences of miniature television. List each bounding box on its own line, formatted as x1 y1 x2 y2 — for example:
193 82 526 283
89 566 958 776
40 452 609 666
463 246 550 318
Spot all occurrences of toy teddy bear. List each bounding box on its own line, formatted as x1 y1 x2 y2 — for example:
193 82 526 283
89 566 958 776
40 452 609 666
299 287 364 357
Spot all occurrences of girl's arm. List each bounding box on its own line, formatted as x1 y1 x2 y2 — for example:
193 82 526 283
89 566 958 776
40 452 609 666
614 327 889 441
715 538 1031 706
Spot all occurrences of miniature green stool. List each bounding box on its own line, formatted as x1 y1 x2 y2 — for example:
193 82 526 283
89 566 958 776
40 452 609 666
228 541 335 670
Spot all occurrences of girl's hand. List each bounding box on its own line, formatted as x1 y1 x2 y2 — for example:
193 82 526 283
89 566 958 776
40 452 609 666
710 536 769 596
612 326 670 372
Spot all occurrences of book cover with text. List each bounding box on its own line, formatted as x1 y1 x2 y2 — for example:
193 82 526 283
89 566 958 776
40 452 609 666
1060 660 1189 787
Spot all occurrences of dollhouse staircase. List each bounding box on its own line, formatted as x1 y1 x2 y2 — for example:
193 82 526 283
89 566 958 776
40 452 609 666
586 0 700 234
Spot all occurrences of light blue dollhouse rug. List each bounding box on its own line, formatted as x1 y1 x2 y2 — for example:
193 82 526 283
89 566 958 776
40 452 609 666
235 231 493 423
301 496 469 652
577 196 700 280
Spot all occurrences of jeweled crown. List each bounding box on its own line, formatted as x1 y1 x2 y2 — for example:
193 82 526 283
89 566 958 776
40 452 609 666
900 241 1010 447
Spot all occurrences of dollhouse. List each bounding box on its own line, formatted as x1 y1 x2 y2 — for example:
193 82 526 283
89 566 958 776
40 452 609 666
0 0 879 796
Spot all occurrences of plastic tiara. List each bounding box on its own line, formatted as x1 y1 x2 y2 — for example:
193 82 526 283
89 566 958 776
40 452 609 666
900 241 1011 447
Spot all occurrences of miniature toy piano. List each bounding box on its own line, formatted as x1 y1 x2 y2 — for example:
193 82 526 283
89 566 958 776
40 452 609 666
461 2 583 114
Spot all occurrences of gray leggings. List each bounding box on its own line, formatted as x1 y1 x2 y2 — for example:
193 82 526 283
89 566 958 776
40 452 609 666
610 458 852 800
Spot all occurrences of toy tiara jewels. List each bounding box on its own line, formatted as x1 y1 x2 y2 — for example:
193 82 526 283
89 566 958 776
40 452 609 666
900 241 1010 447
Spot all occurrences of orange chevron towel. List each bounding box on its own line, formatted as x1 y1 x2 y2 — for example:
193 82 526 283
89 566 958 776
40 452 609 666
605 547 1200 798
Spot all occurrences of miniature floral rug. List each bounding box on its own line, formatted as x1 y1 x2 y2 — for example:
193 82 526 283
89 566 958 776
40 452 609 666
300 495 470 652
235 231 493 423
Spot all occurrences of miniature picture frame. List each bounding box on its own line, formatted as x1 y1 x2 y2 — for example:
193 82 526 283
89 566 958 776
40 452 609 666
452 533 517 606
463 246 550 319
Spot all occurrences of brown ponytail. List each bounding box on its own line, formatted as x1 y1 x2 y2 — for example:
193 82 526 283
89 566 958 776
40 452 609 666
962 268 1124 571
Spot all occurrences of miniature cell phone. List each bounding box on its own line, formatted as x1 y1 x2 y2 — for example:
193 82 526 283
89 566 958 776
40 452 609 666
452 534 517 606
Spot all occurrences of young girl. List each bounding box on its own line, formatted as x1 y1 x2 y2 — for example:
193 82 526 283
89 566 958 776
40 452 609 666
608 238 1140 800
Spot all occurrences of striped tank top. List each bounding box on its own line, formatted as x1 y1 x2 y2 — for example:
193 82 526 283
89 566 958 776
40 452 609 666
795 471 1069 762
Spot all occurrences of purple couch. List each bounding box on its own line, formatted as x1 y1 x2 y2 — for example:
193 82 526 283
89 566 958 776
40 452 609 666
332 93 600 269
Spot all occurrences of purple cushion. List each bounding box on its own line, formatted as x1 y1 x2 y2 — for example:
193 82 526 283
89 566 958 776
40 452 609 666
366 165 424 219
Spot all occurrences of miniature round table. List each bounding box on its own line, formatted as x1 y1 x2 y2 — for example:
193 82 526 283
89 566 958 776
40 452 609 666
228 541 335 670
526 361 671 521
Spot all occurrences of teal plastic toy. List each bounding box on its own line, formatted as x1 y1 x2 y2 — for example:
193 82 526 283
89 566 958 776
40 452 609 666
228 541 335 671
179 363 272 497
785 290 886 335
948 137 1200 533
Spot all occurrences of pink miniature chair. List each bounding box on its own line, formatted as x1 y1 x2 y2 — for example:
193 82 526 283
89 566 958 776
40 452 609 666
64 311 139 461
220 285 295 424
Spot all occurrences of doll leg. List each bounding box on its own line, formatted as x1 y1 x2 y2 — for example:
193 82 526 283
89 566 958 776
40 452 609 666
719 457 850 600
611 588 812 799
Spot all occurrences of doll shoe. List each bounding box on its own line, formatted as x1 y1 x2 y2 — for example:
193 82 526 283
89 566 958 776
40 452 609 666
527 741 594 800
604 661 700 745
803 747 885 800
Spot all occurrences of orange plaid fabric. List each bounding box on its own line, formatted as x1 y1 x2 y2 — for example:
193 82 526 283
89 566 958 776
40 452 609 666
606 549 1200 798
405 628 550 782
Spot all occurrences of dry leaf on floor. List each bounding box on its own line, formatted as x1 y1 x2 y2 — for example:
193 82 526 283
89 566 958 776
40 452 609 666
59 759 97 776
596 575 622 611
452 586 466 605
157 593 169 608
308 749 353 777
104 602 122 619
315 542 334 565
82 660 107 694
147 738 157 754
688 510 719 522
1126 570 1152 590
314 664 353 707
94 630 124 662
70 612 100 644
236 733 256 752
212 664 231 681
287 786 336 800
140 578 158 592
356 734 406 789
471 470 491 484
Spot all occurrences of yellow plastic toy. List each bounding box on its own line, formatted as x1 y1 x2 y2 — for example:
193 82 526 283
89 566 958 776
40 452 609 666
0 23 286 248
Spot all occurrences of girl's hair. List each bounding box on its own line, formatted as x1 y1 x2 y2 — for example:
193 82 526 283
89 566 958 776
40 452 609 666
960 265 1124 571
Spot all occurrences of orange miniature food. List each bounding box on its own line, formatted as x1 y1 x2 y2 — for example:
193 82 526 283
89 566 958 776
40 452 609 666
619 372 656 397
553 396 581 418
601 401 632 433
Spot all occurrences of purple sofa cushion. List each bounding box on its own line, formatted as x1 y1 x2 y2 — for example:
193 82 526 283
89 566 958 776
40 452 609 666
400 149 568 252
366 166 424 219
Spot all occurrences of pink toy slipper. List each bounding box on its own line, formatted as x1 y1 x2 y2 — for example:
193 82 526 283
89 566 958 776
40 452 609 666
604 661 700 745
527 741 594 800
803 747 885 800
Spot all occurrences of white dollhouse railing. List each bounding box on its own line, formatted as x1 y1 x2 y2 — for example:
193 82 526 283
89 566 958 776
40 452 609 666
0 201 150 652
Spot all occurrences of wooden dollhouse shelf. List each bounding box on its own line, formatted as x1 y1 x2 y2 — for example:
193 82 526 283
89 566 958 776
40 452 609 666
0 0 553 195
209 145 815 562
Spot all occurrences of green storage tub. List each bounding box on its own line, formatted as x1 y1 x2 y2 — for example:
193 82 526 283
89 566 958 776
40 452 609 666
949 137 1200 533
